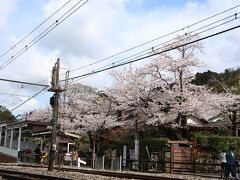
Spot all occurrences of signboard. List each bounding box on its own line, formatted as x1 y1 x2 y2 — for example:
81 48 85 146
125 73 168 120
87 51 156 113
64 153 71 161
129 149 135 160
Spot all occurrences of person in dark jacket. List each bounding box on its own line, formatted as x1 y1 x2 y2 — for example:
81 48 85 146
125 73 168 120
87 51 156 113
34 144 41 164
225 145 239 180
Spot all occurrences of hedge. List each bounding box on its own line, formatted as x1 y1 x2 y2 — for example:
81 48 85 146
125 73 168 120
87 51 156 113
140 137 170 159
195 134 240 159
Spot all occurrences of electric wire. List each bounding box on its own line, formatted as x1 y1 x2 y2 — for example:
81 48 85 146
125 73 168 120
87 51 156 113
108 13 240 69
2 5 240 111
67 11 240 83
0 0 89 112
64 24 240 82
67 13 240 87
3 9 239 107
0 0 88 105
68 4 240 73
0 78 49 87
79 12 240 74
0 0 72 59
3 4 237 86
0 0 89 71
10 87 48 112
0 92 28 97
7 23 240 112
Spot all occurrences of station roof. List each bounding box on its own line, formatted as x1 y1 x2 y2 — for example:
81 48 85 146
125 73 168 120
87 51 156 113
0 120 50 132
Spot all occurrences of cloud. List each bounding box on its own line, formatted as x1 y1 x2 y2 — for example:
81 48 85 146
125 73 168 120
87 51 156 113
0 1 18 30
0 0 240 114
38 0 240 72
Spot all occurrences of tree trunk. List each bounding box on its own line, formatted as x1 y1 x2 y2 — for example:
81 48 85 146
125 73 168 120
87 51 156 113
92 132 96 168
179 70 183 93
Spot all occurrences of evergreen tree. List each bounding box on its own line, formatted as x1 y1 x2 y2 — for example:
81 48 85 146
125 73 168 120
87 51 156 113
193 68 240 94
0 105 15 123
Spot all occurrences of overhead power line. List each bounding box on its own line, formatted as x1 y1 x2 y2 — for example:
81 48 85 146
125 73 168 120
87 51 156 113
87 12 240 74
66 12 240 84
68 4 240 73
2 4 240 111
0 92 28 97
7 4 238 88
0 0 89 71
0 78 49 87
0 0 72 59
64 24 240 82
19 7 240 90
10 87 48 112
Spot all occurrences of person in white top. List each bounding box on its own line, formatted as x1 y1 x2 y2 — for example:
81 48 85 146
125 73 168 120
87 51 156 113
219 152 227 178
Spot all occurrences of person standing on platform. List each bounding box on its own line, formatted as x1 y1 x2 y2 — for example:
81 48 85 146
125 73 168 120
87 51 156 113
24 146 32 163
34 144 41 164
225 145 239 180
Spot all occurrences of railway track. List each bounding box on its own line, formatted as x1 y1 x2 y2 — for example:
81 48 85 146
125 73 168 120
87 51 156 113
0 163 186 180
61 167 184 180
0 169 72 180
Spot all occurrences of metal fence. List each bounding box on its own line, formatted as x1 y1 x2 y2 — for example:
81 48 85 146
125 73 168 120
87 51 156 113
18 152 231 177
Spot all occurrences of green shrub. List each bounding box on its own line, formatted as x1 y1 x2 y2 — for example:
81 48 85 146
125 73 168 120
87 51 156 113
140 137 170 160
195 134 240 159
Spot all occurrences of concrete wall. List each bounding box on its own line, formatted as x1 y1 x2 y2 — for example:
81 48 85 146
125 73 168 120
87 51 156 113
0 146 18 158
0 152 17 163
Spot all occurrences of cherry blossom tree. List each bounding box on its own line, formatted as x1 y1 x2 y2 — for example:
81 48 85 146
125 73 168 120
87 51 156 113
205 92 240 136
24 108 52 122
108 66 160 168
146 33 206 127
21 83 119 164
108 34 210 155
59 83 118 165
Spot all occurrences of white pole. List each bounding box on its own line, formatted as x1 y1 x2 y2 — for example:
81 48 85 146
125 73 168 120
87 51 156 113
40 138 43 151
10 128 13 148
4 129 7 147
67 143 70 153
17 127 22 151
77 158 80 168
120 155 122 172
102 156 105 170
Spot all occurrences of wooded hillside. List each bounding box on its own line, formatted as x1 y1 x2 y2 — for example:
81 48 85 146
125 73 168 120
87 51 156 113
193 68 240 94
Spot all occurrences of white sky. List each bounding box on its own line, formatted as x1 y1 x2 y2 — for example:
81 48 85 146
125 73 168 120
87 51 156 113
0 0 239 115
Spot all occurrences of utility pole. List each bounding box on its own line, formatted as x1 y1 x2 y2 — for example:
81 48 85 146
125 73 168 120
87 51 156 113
48 58 63 171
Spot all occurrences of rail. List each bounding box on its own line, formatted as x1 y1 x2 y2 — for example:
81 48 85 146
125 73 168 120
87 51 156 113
0 169 72 180
0 164 185 180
